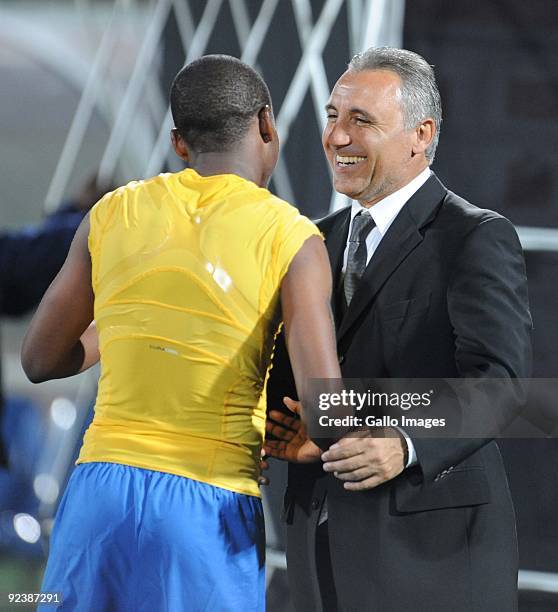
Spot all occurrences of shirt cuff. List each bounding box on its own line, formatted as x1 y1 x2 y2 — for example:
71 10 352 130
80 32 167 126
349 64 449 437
394 426 418 468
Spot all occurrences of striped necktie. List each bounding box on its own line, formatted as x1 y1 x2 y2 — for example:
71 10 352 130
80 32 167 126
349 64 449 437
343 211 376 305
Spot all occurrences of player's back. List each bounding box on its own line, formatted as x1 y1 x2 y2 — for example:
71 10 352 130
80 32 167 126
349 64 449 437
78 168 319 496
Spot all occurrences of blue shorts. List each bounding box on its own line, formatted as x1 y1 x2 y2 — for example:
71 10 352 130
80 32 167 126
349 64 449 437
39 462 265 611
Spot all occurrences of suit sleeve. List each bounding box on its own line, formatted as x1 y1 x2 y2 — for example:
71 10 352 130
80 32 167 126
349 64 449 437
0 209 84 316
411 216 532 481
449 216 532 381
266 328 299 416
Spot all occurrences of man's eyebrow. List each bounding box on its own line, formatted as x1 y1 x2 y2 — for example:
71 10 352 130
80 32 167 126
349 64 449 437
349 107 372 118
324 104 374 119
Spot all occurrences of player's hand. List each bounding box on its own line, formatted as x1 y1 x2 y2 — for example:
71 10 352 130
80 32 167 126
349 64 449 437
264 397 321 464
321 427 406 490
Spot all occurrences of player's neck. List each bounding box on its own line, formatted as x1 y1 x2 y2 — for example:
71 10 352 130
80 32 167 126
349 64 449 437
191 152 264 187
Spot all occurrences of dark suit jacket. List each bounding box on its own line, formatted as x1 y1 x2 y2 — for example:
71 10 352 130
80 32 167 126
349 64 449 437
267 174 532 612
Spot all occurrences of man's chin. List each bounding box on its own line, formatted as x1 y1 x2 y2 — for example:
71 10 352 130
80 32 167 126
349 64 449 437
333 179 384 206
332 179 359 201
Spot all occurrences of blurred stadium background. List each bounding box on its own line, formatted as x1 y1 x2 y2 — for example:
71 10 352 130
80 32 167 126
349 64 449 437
1 1 557 610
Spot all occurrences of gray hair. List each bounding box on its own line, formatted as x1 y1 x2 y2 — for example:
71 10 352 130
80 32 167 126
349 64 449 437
348 47 442 163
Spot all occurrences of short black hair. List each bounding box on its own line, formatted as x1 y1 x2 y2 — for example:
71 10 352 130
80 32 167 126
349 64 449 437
170 54 272 153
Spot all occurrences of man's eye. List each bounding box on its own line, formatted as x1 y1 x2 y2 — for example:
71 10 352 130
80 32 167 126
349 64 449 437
326 114 337 121
355 117 369 124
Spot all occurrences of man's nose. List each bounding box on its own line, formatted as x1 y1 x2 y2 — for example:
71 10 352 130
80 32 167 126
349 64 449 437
325 121 351 148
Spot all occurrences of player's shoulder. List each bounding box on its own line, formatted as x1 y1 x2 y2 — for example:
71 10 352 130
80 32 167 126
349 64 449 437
103 173 173 200
252 192 314 228
89 175 168 233
259 191 299 214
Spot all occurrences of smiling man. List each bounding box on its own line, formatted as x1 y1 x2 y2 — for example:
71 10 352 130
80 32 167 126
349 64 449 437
266 47 532 611
323 67 435 206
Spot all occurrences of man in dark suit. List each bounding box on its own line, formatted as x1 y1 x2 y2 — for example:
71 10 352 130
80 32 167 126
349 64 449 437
265 47 532 611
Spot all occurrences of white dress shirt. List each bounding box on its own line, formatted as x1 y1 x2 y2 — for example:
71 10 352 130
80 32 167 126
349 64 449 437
341 167 431 468
342 167 431 273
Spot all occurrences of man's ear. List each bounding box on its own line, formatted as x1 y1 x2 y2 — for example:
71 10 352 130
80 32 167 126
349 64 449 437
171 128 190 161
258 105 275 144
411 118 435 157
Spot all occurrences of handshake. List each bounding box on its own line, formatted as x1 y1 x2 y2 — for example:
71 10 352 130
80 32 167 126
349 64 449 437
259 396 407 491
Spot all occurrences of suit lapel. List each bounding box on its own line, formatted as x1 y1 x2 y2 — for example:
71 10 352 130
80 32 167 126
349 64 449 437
337 207 421 341
336 174 447 342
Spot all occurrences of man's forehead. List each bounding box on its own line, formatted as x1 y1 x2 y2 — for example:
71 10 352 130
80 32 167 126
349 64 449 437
328 69 402 106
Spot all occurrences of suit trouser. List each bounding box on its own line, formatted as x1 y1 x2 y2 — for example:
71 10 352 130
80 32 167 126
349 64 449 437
316 521 340 612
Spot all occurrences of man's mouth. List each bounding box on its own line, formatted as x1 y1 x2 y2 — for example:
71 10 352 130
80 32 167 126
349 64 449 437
335 155 367 167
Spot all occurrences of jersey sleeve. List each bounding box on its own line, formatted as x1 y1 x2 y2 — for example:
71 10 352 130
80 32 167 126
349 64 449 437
271 204 323 287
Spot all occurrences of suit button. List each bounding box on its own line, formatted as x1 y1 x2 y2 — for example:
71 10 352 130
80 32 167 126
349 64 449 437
311 497 320 510
338 355 345 365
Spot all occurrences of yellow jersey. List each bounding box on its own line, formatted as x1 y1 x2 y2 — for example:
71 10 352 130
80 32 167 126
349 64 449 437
77 169 321 497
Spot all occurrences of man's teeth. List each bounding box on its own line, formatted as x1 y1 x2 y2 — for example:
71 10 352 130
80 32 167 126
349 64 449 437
336 155 366 165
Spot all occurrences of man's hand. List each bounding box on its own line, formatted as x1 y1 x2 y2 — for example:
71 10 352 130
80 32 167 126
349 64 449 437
264 397 322 463
321 427 406 490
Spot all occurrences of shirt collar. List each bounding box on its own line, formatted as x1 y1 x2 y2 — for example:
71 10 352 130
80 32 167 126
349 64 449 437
350 167 431 236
